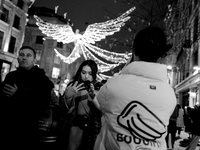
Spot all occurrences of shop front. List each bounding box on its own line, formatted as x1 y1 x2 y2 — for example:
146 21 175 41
0 59 11 82
174 70 200 108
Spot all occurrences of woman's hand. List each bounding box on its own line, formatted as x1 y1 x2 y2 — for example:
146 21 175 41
64 81 84 98
88 83 97 99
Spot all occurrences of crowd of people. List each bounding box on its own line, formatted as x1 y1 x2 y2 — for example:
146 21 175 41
165 104 185 149
183 105 200 138
165 103 200 149
0 46 55 149
0 26 198 150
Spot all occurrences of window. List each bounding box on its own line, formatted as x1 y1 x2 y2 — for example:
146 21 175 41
8 36 16 53
193 50 198 67
35 36 44 44
0 7 9 23
193 16 198 42
189 4 192 16
13 15 20 30
0 31 4 50
185 59 189 78
35 49 42 60
57 42 63 48
54 55 60 64
17 0 24 9
52 67 60 78
194 0 198 5
1 62 11 82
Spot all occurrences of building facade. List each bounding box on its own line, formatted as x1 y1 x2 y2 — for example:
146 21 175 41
0 0 34 82
24 6 84 94
0 1 84 94
165 0 200 108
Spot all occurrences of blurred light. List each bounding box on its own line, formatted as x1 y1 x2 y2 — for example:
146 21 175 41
193 66 200 75
64 78 69 84
188 91 196 98
167 65 172 70
193 66 200 70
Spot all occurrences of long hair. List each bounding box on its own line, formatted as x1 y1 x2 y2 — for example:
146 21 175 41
73 60 98 83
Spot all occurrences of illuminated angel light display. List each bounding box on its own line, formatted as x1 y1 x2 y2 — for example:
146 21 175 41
34 7 135 72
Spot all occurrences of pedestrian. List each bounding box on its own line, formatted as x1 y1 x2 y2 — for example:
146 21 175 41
185 104 200 150
190 104 200 137
57 59 102 150
176 104 185 138
93 26 177 150
184 106 193 139
165 104 179 149
0 46 54 149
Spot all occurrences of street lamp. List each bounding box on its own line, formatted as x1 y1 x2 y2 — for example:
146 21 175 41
167 65 172 70
193 66 200 75
193 66 200 70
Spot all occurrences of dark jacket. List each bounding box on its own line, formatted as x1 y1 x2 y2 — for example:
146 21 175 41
168 104 179 132
1 65 54 148
191 106 200 135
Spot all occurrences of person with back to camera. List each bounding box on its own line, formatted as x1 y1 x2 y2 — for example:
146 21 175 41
0 46 54 149
57 59 103 150
176 104 185 138
165 104 179 149
92 26 177 150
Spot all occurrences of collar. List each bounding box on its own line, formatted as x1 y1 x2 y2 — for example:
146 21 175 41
119 61 168 82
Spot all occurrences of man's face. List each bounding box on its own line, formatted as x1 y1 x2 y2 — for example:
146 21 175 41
17 48 36 70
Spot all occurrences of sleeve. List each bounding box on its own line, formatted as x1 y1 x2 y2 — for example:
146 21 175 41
59 94 75 114
0 72 20 99
2 72 16 86
96 84 108 113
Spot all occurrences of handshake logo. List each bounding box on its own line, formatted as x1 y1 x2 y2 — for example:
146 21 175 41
117 101 166 142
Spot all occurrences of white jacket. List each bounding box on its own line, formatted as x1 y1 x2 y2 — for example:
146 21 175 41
94 61 177 150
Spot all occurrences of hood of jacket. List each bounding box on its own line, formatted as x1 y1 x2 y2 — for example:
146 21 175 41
119 61 168 82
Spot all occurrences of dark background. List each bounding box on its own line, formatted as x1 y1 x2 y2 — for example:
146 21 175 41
34 0 131 32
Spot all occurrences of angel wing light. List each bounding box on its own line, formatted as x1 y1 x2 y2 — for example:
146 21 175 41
34 7 135 72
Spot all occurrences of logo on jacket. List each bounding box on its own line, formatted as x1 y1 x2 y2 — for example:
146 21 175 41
117 101 166 148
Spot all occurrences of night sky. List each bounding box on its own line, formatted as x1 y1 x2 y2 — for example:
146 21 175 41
33 0 171 76
33 0 134 75
33 0 132 32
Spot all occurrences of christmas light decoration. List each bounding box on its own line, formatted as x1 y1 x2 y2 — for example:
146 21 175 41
34 7 135 72
98 73 113 80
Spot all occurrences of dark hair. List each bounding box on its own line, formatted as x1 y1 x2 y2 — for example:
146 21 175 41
19 46 36 58
133 26 171 62
73 60 98 82
177 104 181 109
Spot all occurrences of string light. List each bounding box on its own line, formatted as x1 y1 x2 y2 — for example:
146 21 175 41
98 73 113 80
82 46 121 72
84 43 131 63
34 7 135 72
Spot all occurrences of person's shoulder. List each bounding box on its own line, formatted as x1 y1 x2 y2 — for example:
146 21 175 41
100 75 123 91
31 65 45 75
31 66 54 87
5 70 18 77
107 73 134 84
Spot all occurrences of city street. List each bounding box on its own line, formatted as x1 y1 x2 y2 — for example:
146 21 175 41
174 131 200 150
38 129 200 150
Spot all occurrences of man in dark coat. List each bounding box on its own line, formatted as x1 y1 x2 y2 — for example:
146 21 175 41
165 104 179 148
0 46 54 149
